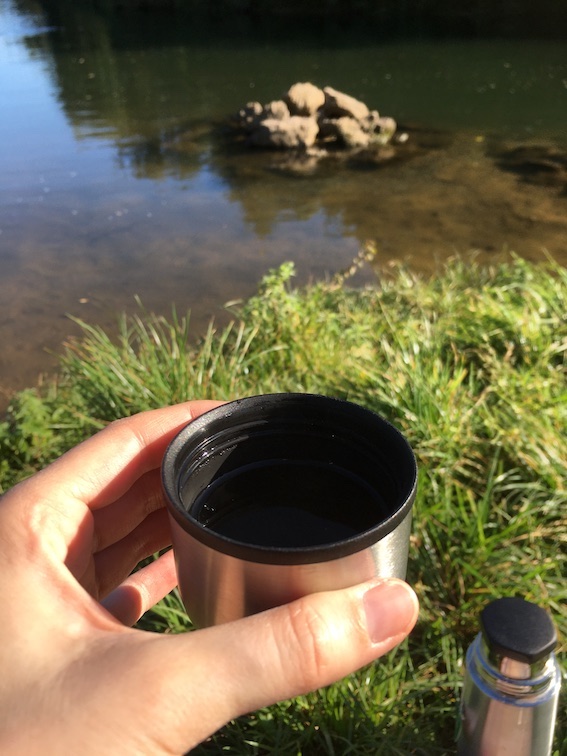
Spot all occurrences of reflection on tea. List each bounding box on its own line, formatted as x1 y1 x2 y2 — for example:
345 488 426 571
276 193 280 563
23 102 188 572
191 459 386 548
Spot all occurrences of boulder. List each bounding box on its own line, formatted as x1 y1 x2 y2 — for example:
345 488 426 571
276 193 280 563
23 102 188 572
236 101 264 133
359 110 381 132
323 86 370 121
285 82 326 116
376 115 397 134
317 118 340 143
373 116 398 145
248 116 319 149
335 117 371 149
264 100 290 120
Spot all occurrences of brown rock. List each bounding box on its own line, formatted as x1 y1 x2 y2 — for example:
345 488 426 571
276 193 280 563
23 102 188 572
264 100 290 120
335 117 371 149
323 86 370 121
285 82 326 116
236 101 264 133
317 118 340 142
360 110 382 133
248 116 319 149
374 116 398 144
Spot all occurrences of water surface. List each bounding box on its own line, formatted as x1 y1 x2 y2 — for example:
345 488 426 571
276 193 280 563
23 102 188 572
1 0 566 406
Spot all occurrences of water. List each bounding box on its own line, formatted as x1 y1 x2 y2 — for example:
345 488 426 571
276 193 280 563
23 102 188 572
1 0 566 407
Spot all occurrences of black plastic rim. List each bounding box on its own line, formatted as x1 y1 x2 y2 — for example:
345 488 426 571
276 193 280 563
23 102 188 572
162 393 417 565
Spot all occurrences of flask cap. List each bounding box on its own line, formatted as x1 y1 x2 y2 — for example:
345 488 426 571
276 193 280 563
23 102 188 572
480 597 557 665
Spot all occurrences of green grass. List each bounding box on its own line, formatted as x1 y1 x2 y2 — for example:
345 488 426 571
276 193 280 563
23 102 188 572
1 253 565 754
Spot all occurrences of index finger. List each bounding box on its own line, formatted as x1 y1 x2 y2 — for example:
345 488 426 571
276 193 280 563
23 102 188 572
19 400 224 510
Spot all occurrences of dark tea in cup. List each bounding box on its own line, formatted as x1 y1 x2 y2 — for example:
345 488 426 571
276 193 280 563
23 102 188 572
162 393 417 627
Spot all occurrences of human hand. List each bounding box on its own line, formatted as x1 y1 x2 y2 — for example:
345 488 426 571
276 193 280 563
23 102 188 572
0 401 419 755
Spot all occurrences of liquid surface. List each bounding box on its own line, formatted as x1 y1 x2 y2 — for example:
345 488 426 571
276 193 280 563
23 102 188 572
192 460 386 548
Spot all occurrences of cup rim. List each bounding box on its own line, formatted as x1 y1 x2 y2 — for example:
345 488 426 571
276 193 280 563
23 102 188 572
162 393 417 565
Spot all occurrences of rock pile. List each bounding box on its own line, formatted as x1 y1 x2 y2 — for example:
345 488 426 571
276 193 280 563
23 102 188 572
232 81 407 152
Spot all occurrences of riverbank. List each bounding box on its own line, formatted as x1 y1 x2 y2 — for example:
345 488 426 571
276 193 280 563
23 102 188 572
27 0 567 39
2 129 566 412
1 255 565 753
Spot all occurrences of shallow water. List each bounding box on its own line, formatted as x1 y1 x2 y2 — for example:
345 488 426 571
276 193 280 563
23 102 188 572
1 0 566 407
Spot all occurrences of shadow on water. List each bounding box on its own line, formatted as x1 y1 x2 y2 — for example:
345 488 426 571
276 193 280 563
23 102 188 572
1 0 566 408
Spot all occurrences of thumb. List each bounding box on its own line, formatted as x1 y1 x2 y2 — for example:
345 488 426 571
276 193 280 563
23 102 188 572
210 578 419 711
162 578 419 751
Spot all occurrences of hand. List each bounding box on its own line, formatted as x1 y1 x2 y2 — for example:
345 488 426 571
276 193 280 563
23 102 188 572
0 401 419 755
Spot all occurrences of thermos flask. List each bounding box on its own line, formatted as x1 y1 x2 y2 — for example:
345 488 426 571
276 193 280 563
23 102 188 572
457 596 561 756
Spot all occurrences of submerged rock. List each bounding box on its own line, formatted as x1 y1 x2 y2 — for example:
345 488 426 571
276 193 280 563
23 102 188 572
493 143 567 193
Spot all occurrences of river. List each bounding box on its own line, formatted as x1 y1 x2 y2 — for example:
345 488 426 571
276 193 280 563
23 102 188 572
1 0 566 408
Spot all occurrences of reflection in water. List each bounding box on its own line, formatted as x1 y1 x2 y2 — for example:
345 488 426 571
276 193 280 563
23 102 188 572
1 0 566 405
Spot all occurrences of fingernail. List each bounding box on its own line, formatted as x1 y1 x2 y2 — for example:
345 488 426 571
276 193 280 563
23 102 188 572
363 580 418 645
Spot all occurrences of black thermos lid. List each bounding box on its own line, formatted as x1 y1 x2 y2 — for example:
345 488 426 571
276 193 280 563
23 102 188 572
480 597 557 665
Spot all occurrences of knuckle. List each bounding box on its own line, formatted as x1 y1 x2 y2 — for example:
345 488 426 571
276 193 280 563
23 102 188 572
280 599 337 691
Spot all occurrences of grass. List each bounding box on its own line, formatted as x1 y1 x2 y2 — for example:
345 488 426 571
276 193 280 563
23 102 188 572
1 252 565 754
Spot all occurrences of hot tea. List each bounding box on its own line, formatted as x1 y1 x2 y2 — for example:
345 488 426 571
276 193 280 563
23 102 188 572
188 459 387 548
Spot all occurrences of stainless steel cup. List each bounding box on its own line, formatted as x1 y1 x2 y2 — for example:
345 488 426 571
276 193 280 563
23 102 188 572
162 393 417 627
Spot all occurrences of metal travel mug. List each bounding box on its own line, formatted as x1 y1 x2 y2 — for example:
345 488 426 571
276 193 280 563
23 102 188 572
162 393 417 627
457 597 561 756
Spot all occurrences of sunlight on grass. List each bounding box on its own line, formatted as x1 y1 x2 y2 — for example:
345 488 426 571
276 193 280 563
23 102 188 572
1 252 565 753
